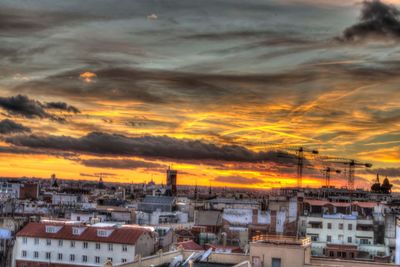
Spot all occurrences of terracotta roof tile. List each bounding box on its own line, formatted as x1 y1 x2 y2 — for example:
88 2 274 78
17 222 151 245
177 240 203 250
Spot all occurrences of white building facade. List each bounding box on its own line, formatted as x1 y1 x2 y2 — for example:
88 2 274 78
13 222 156 267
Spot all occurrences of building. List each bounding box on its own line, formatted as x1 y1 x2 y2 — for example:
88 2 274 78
52 193 80 205
0 182 39 200
13 221 156 267
250 235 311 267
138 195 176 213
166 168 177 197
0 182 21 199
299 199 389 261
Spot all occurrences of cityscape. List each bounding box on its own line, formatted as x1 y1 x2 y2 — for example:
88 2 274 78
1 0 400 267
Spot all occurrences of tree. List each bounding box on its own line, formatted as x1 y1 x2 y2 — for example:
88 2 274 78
371 182 381 193
381 177 393 194
371 173 382 193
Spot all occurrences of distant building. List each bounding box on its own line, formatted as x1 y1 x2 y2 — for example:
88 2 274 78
0 182 38 200
166 167 177 196
138 195 176 213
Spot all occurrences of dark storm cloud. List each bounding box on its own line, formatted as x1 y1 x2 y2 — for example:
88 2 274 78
0 145 75 157
340 0 400 41
0 8 77 36
0 95 52 119
0 119 30 134
5 131 297 163
365 167 400 177
214 175 264 185
0 95 79 121
15 60 400 108
14 67 319 105
79 158 165 169
45 102 80 113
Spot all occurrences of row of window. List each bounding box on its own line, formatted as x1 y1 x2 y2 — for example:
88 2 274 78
325 235 353 243
21 251 127 264
21 237 128 251
309 222 354 230
312 235 370 244
327 222 353 230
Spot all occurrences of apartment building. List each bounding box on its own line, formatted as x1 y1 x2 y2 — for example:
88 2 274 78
299 200 389 261
13 221 156 267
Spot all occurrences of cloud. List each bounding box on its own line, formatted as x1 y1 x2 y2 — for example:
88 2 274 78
214 175 264 185
80 172 117 178
364 167 400 177
79 158 164 169
0 95 50 119
4 131 297 163
0 119 30 134
13 66 320 106
0 95 79 121
45 102 80 113
340 0 400 42
79 72 97 83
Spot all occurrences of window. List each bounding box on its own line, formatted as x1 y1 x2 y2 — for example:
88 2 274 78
45 226 61 233
58 240 63 246
122 258 127 263
327 235 332 242
22 237 27 244
70 254 75 262
34 238 39 245
327 223 332 229
95 256 100 263
339 234 344 241
46 239 51 246
46 252 51 260
70 241 75 248
122 245 127 252
82 255 88 262
348 236 352 243
58 253 63 260
271 258 281 267
311 235 318 241
108 243 113 251
22 250 27 257
97 229 112 237
339 223 344 230
83 242 88 249
348 224 353 230
96 243 101 249
107 257 113 262
34 251 39 258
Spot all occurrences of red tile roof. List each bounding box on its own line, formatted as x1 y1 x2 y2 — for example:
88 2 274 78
177 240 203 251
17 222 151 245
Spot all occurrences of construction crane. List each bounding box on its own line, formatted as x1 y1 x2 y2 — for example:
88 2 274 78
292 147 319 188
321 167 341 187
244 142 319 188
321 158 372 190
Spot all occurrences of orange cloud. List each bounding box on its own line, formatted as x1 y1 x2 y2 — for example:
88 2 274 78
79 71 97 83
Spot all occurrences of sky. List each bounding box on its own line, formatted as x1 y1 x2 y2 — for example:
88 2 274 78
0 0 400 189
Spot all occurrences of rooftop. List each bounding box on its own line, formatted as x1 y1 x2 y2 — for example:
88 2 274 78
17 222 152 245
252 235 311 247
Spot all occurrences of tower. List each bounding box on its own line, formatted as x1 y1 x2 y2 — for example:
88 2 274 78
166 167 177 196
